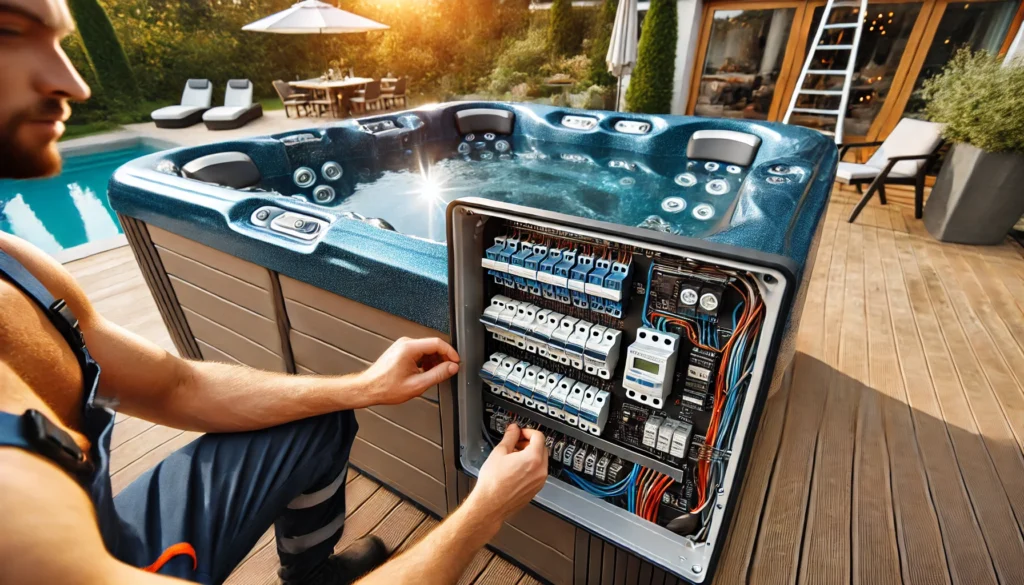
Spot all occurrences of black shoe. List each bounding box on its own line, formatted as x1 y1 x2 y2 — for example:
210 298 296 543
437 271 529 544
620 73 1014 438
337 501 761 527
280 536 390 585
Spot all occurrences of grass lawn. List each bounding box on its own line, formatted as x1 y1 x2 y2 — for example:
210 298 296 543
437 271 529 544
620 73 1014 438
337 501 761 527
61 120 122 141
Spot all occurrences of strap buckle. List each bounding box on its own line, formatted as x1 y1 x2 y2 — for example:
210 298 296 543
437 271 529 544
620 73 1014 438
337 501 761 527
21 410 94 477
48 299 85 348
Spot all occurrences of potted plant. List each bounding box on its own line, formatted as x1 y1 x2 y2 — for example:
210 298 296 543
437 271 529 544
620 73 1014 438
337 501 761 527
921 49 1024 245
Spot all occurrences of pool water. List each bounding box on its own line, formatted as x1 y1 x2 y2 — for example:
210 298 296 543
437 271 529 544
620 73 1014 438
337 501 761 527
338 137 749 242
0 146 158 255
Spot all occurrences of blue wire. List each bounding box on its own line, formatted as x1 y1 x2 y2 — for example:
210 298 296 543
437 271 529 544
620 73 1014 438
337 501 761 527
732 302 744 331
642 263 656 327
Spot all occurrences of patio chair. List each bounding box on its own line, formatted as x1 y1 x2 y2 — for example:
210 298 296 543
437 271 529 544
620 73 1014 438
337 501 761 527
203 80 264 131
350 80 382 114
272 80 312 118
150 79 213 128
840 118 944 223
381 77 407 110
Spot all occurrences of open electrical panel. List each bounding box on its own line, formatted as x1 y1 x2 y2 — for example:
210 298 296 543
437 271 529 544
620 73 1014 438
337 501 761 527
449 198 796 582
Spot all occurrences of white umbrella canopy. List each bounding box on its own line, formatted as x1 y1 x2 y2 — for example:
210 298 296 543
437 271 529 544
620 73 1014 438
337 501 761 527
243 0 389 34
606 0 638 110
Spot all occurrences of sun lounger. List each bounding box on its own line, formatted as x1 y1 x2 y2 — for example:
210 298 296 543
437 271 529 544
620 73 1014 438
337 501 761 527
151 79 213 129
203 80 264 131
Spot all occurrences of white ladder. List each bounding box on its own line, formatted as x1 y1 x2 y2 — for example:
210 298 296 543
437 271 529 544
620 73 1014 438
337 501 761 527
782 0 868 144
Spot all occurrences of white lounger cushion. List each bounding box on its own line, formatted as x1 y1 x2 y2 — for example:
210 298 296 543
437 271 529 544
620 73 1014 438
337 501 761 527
203 106 253 122
152 105 207 121
835 162 915 182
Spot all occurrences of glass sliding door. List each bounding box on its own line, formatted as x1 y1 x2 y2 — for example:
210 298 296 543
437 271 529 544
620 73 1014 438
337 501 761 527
903 0 1020 116
787 2 924 136
693 7 798 120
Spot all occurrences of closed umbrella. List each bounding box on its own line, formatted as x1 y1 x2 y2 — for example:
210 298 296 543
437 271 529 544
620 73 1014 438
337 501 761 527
606 0 638 111
242 0 388 34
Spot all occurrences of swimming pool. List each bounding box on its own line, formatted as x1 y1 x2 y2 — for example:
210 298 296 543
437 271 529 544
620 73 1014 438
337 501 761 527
0 145 158 257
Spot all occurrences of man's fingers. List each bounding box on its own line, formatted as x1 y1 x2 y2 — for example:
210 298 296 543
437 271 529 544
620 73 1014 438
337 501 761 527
404 337 460 364
495 423 521 454
407 361 460 391
520 429 547 457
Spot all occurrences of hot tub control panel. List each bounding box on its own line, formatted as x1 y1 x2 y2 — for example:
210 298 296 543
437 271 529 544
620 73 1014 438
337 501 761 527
450 198 800 583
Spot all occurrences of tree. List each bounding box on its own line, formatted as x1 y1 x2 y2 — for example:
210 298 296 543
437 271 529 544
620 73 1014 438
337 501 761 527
625 0 677 113
67 0 139 100
549 0 576 57
587 0 618 87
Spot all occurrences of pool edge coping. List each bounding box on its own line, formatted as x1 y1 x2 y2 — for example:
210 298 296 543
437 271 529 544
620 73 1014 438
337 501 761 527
51 131 180 264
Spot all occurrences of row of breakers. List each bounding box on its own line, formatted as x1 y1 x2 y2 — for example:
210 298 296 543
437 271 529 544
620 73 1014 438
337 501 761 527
481 236 634 318
480 352 612 436
480 295 622 379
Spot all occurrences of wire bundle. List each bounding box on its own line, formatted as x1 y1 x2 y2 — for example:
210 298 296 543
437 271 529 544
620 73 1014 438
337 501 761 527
640 263 766 538
564 462 639 500
629 468 676 522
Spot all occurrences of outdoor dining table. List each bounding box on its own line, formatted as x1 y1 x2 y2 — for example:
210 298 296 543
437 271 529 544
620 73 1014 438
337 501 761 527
289 77 374 118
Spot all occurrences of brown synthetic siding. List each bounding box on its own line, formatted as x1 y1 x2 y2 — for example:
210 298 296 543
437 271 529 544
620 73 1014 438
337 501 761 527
355 408 445 482
279 276 443 341
156 248 277 319
197 340 241 364
350 438 447 516
118 215 201 359
182 308 287 372
148 226 272 288
459 472 575 585
169 276 282 354
284 300 392 362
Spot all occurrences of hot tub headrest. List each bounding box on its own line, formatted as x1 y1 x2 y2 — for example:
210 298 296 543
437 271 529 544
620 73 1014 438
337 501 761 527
180 152 261 190
687 130 762 167
455 108 515 135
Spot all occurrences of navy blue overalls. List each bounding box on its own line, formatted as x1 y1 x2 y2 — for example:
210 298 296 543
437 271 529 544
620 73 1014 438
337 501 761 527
0 250 359 584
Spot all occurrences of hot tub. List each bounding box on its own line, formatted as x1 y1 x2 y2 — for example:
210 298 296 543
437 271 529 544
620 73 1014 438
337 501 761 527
109 102 837 584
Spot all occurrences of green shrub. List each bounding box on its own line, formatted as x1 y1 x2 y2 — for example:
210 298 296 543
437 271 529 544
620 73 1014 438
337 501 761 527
587 0 618 88
66 0 139 100
549 0 576 56
922 49 1024 154
625 0 677 114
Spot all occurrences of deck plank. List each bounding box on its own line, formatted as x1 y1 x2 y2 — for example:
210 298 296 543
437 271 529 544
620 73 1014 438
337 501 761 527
862 227 949 585
475 555 526 585
458 548 497 585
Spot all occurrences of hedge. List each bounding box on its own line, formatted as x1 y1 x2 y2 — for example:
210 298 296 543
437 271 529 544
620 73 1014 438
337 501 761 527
625 0 677 114
66 0 139 100
549 0 577 56
586 0 619 87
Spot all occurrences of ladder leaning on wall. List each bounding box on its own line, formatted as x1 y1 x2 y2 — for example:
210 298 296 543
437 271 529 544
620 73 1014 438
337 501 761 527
782 0 869 144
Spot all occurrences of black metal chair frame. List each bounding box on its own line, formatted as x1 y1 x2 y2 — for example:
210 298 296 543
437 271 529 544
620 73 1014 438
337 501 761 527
841 139 944 223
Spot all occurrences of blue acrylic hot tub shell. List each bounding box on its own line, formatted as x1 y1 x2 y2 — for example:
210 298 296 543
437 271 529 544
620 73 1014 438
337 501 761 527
108 102 837 334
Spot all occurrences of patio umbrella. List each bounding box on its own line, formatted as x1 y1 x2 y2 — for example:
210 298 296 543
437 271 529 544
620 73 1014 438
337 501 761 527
606 0 638 111
242 0 389 34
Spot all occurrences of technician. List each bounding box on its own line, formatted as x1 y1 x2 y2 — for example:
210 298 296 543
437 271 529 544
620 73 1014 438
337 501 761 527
0 1 548 584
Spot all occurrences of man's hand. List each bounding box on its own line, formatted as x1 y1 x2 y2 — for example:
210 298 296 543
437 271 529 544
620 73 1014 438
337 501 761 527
360 337 460 405
468 424 548 525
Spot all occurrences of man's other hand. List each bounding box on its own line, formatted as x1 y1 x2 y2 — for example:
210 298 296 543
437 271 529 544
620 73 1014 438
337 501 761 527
470 424 548 523
361 337 460 405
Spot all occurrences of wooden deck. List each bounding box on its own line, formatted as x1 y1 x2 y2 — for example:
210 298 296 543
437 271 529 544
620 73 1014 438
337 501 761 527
75 189 1024 585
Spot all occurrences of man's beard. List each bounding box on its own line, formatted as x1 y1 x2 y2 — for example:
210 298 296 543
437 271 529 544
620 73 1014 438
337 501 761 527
0 100 67 179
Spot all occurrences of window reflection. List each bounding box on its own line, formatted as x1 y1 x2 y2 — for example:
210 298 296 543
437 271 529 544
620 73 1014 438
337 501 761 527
695 8 796 120
905 0 1018 117
790 3 922 136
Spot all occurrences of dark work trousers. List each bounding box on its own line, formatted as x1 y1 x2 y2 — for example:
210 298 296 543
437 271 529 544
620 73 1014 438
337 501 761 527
111 410 358 584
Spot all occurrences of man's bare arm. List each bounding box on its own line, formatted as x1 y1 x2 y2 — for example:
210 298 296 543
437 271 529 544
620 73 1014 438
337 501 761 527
0 234 459 433
357 425 549 585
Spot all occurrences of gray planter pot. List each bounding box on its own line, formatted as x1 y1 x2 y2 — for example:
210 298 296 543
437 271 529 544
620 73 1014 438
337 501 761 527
924 143 1024 245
